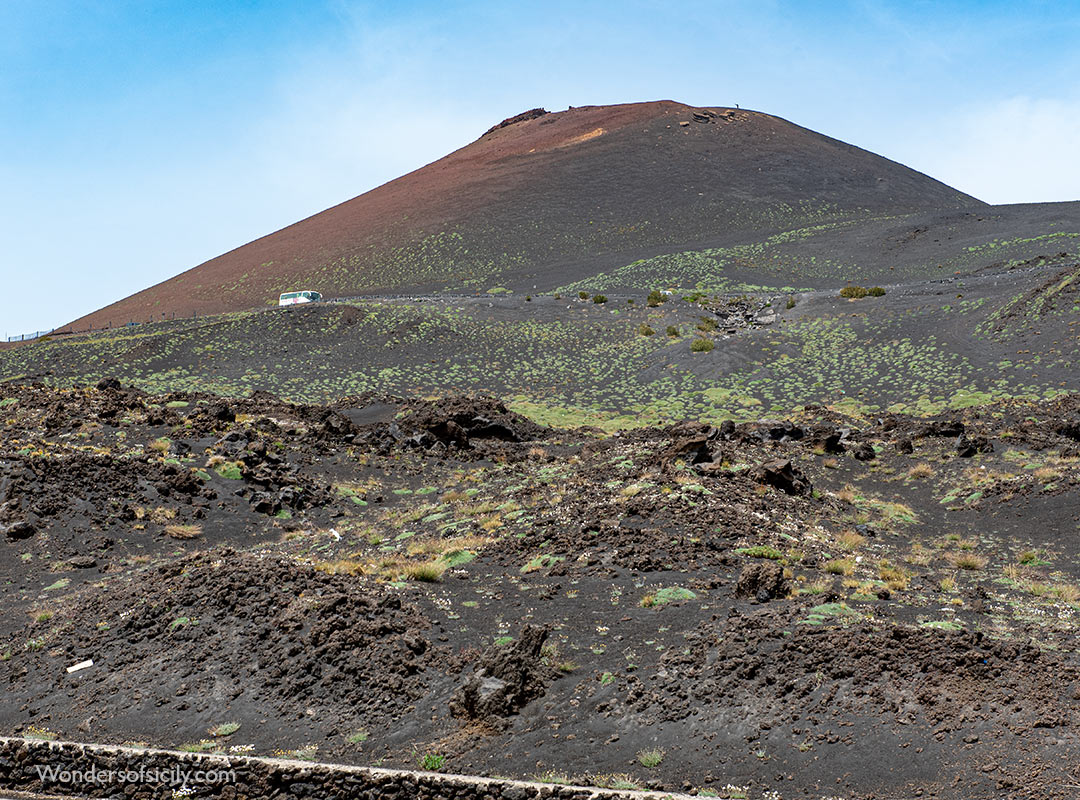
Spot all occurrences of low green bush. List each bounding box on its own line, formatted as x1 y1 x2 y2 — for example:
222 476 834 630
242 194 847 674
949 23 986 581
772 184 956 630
690 338 714 352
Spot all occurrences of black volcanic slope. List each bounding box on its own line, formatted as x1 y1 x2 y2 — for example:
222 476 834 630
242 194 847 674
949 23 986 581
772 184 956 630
69 101 983 329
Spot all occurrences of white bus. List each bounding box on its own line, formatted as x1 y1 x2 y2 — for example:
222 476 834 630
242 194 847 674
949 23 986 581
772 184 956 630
278 290 323 306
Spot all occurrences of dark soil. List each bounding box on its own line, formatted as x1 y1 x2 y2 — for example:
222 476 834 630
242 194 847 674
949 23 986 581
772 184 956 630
3 381 1080 799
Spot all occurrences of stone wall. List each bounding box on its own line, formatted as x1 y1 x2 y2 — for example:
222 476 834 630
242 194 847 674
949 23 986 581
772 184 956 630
0 738 691 800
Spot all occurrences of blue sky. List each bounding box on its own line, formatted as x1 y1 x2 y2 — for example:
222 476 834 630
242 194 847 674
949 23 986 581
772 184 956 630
2 0 1079 335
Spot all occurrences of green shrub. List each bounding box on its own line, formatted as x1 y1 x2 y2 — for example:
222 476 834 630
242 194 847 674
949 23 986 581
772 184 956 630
592 294 607 304
213 461 243 480
824 558 855 575
690 338 714 353
346 729 369 745
785 296 796 309
840 285 868 299
578 291 589 300
647 289 666 306
638 324 655 336
868 286 886 296
641 586 697 607
405 560 446 582
697 316 718 332
666 325 679 337
638 749 664 768
417 752 446 771
209 722 240 737
291 745 319 761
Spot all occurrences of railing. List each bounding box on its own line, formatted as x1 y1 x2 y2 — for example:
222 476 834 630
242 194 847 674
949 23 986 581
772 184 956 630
4 311 198 343
5 329 54 343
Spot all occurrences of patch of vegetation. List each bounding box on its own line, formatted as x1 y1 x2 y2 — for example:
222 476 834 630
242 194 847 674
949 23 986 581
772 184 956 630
690 338 714 353
736 545 784 560
532 770 572 785
799 602 859 625
416 751 446 771
920 620 963 631
593 774 641 791
637 748 664 768
346 729 369 745
521 553 564 573
23 726 57 741
878 561 910 590
641 586 697 607
949 552 987 570
213 461 243 480
165 524 202 540
440 549 477 567
824 558 855 576
178 740 220 753
209 722 240 737
404 560 446 582
148 437 171 455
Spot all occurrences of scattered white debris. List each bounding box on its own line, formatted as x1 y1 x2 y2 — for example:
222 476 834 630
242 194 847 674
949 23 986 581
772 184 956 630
66 659 93 674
